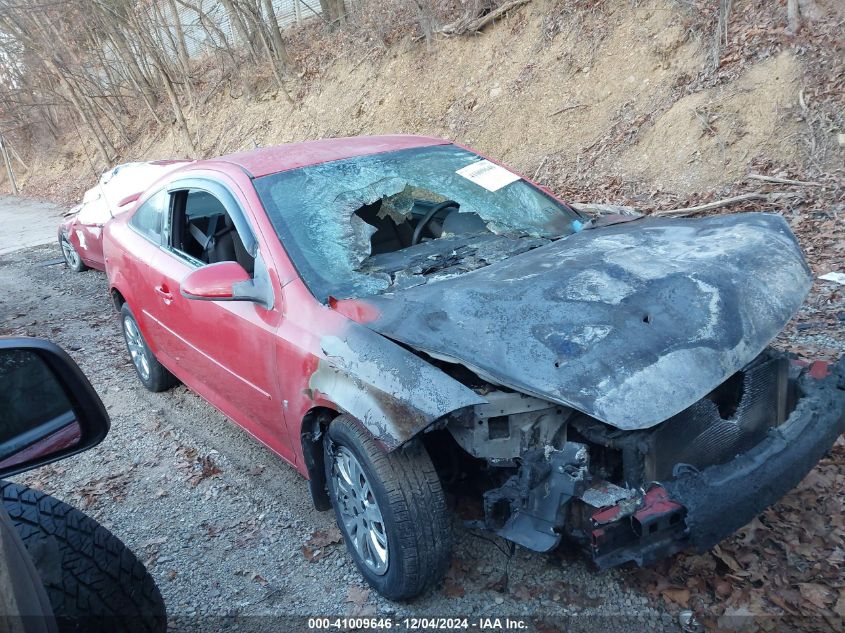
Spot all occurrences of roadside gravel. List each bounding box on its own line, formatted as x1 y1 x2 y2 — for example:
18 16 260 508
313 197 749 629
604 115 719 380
0 238 678 631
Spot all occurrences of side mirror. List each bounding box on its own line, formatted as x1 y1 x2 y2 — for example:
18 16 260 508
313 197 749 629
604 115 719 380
180 261 272 308
0 338 110 478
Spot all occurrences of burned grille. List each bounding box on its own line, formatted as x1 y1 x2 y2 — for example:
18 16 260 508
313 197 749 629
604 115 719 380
647 353 789 481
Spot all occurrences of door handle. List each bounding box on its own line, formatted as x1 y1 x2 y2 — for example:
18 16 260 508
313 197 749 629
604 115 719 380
154 285 173 304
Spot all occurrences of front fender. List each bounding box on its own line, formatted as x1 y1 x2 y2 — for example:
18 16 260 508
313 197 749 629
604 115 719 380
309 322 485 451
58 217 75 241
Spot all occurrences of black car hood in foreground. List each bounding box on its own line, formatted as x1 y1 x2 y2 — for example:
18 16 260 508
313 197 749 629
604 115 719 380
359 213 812 430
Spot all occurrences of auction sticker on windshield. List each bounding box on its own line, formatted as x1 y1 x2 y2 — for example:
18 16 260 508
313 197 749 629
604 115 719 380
456 159 521 192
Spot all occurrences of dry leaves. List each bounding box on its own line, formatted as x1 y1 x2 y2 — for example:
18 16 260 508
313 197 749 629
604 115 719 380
232 518 263 548
302 527 343 562
345 585 375 617
73 471 131 509
139 536 167 567
797 583 833 610
235 569 269 587
661 587 691 608
443 578 465 598
834 589 845 619
442 558 466 598
175 445 223 487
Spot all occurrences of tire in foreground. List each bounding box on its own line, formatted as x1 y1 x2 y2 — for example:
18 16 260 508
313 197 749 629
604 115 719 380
1 481 166 633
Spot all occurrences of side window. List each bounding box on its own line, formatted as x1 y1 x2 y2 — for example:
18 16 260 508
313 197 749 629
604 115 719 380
129 189 167 242
169 189 255 275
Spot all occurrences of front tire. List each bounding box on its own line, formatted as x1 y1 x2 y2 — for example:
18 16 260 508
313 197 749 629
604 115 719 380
325 415 452 600
1 481 166 633
120 303 177 392
59 234 87 272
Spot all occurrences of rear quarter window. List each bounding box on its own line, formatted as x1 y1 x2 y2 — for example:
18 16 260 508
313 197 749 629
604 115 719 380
129 190 168 242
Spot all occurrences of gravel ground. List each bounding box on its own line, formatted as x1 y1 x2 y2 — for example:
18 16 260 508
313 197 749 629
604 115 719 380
0 220 681 631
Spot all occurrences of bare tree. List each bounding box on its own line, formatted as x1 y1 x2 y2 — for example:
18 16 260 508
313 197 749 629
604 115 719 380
0 0 316 166
319 0 347 29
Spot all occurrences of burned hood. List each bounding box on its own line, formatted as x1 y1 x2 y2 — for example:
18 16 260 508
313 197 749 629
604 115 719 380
355 213 812 430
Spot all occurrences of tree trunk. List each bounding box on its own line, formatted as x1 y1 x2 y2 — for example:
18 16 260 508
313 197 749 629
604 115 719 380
256 19 293 103
787 0 800 33
0 134 20 195
159 63 196 155
110 29 160 110
174 0 238 68
261 0 291 69
220 0 259 61
319 0 347 29
53 67 113 163
167 0 194 73
154 0 195 108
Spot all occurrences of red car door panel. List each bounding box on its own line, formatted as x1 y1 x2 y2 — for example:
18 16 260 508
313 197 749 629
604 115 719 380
141 182 295 464
70 222 104 268
116 190 178 356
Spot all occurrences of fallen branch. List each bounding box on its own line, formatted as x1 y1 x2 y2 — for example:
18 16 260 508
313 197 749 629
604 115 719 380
439 0 532 36
747 173 822 187
570 202 641 217
532 156 547 181
651 192 801 217
550 103 586 117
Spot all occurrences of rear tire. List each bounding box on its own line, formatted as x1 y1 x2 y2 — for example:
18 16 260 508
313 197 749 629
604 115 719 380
1 481 166 633
324 415 452 600
59 234 87 273
120 303 177 392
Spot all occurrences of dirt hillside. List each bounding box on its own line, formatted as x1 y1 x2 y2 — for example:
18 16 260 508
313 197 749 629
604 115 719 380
13 0 845 359
15 0 841 207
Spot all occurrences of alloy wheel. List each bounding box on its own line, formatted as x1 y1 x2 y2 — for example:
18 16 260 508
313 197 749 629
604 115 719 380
123 316 151 381
61 236 80 268
331 445 389 575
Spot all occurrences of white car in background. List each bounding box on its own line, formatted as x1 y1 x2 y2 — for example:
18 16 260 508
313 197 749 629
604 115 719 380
58 160 190 271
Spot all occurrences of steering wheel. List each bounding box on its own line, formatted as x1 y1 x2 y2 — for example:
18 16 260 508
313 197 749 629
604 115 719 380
411 200 459 246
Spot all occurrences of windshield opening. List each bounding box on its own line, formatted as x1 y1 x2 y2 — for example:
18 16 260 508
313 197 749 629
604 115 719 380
351 184 494 256
254 144 582 302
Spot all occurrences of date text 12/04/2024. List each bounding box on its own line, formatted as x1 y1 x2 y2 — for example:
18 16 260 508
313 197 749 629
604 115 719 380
307 617 529 630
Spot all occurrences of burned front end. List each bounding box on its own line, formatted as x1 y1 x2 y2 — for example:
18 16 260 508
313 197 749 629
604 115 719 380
441 351 845 568
256 140 844 567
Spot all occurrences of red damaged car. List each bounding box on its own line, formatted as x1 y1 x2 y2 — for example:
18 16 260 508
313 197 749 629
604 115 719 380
103 135 845 599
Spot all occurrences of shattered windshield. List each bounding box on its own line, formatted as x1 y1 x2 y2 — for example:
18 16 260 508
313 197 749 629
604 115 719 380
254 144 582 301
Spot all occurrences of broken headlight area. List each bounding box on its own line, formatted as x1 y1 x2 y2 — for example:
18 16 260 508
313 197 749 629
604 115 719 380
438 349 845 568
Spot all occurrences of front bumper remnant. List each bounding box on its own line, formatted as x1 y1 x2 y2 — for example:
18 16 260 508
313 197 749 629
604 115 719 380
589 359 845 568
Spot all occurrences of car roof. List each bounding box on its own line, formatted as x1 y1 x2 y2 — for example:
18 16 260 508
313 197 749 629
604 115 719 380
210 135 451 179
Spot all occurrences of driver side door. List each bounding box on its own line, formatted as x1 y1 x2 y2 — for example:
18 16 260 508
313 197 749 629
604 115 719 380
144 178 294 462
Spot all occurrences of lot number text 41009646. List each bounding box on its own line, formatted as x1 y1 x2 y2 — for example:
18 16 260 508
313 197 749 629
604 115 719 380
307 617 529 630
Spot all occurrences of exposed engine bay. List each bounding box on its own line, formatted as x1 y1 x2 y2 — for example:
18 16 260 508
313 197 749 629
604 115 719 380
427 349 843 567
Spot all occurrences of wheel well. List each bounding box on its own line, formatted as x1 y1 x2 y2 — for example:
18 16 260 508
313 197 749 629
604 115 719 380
110 288 126 312
300 406 339 511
